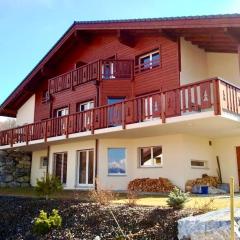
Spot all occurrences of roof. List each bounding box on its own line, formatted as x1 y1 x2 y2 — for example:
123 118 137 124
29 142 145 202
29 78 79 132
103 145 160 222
1 13 240 117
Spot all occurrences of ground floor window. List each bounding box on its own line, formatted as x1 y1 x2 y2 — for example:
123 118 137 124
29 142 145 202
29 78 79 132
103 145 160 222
139 146 162 167
77 149 94 186
108 148 126 175
53 152 67 184
190 160 208 169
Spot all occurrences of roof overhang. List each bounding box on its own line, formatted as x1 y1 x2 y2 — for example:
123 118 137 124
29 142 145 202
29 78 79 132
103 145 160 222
1 13 240 117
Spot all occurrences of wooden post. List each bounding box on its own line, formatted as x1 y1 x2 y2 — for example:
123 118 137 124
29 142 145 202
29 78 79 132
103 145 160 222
122 102 126 129
10 129 13 147
66 115 69 138
44 121 48 142
230 177 235 240
91 109 95 134
161 93 166 123
213 79 221 115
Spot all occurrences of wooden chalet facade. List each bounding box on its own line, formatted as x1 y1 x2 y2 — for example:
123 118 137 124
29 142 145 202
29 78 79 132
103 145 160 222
1 14 240 191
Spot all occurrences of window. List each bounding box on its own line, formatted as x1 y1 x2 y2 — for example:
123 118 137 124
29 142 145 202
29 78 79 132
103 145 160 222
78 100 94 112
191 160 208 169
40 156 48 169
139 146 162 167
108 148 126 175
138 50 160 72
55 107 69 117
107 97 125 127
42 90 50 103
53 152 68 184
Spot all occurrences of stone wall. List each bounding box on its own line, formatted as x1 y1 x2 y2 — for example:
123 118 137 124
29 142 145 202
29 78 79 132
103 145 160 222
0 150 32 187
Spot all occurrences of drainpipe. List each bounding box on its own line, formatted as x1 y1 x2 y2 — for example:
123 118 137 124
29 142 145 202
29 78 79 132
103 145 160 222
46 145 50 176
95 139 99 190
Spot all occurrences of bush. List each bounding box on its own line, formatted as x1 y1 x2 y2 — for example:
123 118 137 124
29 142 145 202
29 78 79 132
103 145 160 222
33 209 62 235
167 187 189 209
126 189 138 207
89 188 116 205
35 174 63 200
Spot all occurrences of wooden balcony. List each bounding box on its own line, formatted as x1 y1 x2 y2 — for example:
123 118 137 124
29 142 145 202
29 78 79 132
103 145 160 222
1 77 239 147
48 59 134 94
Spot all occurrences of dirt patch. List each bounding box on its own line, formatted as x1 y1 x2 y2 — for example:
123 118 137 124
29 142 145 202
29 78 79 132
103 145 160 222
0 196 199 240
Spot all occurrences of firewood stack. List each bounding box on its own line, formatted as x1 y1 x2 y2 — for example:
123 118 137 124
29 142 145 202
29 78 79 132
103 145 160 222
185 175 220 192
128 177 175 193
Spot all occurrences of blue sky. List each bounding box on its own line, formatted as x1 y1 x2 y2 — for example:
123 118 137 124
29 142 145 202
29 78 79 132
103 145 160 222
0 0 239 107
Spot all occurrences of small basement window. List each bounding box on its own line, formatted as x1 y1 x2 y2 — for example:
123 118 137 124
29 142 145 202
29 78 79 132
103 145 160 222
136 49 160 73
139 146 162 167
191 160 208 169
40 156 48 169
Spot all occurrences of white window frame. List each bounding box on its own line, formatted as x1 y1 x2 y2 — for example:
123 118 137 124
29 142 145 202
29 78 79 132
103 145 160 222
79 100 94 112
102 62 115 79
76 149 95 188
40 156 48 169
139 50 160 70
56 107 69 117
190 159 208 169
108 148 127 176
139 146 163 168
53 152 68 184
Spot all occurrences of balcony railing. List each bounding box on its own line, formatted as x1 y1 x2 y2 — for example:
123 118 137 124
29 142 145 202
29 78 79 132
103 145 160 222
49 59 134 94
0 77 239 147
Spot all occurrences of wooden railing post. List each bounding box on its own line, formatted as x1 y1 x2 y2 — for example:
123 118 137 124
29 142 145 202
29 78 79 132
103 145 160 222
213 78 221 115
122 102 126 129
10 129 13 147
91 109 95 134
66 115 69 138
161 92 166 123
44 121 48 142
26 125 29 145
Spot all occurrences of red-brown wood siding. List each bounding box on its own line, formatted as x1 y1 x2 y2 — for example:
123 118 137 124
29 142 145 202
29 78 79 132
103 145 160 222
34 33 179 122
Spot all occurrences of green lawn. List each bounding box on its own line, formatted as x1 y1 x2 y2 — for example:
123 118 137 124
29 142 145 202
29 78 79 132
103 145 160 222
0 187 239 210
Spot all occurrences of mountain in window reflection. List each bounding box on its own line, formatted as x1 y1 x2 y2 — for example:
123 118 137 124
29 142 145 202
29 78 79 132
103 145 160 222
108 167 125 174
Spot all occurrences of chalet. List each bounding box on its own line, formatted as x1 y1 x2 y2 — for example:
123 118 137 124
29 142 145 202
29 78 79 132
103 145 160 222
1 14 240 191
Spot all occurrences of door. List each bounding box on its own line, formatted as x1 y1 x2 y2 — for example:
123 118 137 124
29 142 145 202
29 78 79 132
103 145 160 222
53 152 67 184
79 101 94 129
236 147 240 186
77 149 94 187
107 97 125 126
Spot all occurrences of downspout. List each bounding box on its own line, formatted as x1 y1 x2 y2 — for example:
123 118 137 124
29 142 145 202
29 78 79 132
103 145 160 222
46 145 50 175
95 139 99 190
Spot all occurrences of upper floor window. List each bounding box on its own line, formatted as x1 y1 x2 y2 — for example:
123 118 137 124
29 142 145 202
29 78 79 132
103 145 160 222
78 100 94 112
55 107 69 117
139 146 162 167
137 49 160 73
42 90 50 103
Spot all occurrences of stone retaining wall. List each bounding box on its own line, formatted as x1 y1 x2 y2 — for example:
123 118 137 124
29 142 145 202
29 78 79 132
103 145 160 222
0 150 32 187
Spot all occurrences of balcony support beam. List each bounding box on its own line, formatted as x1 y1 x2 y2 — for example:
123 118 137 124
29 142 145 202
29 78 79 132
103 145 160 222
117 30 136 47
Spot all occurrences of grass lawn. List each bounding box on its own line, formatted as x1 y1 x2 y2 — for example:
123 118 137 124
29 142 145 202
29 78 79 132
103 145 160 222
0 187 239 209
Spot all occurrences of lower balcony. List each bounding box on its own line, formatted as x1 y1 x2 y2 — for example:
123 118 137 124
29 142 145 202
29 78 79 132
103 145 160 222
1 77 240 149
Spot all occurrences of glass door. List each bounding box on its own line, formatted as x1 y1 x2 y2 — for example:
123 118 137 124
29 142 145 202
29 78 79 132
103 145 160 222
53 152 67 184
77 149 94 187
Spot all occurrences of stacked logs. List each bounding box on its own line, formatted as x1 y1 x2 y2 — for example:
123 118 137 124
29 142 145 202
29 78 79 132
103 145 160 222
128 177 175 193
185 175 220 192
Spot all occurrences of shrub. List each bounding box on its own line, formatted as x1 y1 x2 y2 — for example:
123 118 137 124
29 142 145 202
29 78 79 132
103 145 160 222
33 209 62 235
167 187 189 209
89 178 117 205
126 189 138 207
35 174 63 200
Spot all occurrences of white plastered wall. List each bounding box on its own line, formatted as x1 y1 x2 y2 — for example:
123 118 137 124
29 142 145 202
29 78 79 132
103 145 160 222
16 94 35 126
213 136 240 191
98 134 216 191
31 149 48 186
48 140 96 189
180 37 240 86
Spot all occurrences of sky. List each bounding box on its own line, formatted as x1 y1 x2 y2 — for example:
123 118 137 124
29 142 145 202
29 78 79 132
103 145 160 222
0 0 239 112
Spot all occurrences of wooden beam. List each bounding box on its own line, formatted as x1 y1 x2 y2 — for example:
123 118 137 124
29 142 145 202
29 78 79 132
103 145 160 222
117 30 136 47
238 44 240 75
160 29 178 42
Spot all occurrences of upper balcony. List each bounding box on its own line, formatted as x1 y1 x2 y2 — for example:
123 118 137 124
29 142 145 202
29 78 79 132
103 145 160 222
1 77 240 149
48 59 134 94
